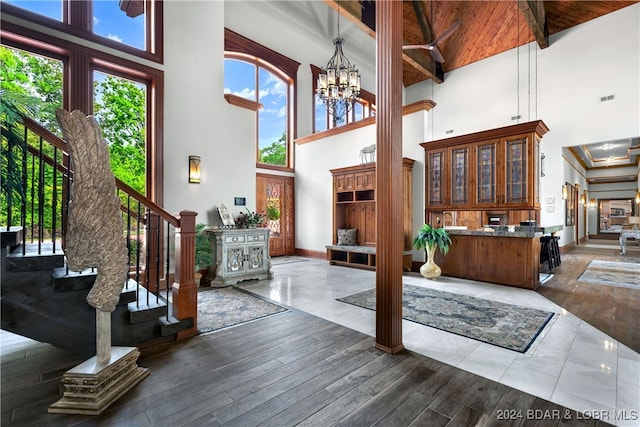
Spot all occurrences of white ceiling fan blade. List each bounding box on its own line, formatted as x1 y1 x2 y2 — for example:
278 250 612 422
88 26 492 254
431 19 462 46
430 47 446 63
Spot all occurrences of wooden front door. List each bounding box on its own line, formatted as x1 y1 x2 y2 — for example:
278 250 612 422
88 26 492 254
256 174 295 257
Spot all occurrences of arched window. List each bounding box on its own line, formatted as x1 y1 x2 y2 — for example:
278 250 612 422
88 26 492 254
224 29 299 170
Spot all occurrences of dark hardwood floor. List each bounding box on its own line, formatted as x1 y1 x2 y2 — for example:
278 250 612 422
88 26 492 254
2 241 636 426
537 241 640 354
1 308 611 426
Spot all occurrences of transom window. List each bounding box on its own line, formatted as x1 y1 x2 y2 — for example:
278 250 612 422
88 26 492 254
2 0 160 61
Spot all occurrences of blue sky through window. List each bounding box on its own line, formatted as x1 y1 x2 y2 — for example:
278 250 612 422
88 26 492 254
7 0 144 50
225 58 287 152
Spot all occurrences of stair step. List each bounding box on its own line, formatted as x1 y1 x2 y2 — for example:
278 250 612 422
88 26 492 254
158 315 194 336
1 226 26 248
128 298 168 324
6 243 65 271
52 268 96 292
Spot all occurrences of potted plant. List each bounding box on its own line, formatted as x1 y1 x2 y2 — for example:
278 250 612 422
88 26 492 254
413 223 452 279
195 223 213 276
236 208 266 228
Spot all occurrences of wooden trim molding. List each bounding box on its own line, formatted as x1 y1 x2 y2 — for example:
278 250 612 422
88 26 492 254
224 94 262 111
402 99 436 115
421 120 549 149
295 99 435 145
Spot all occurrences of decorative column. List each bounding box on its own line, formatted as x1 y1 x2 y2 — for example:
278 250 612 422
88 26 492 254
172 210 199 339
375 0 404 353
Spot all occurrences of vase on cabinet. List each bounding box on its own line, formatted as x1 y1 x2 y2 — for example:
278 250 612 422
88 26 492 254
419 245 441 279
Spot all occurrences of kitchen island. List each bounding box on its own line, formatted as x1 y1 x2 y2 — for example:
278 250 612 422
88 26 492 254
434 225 563 290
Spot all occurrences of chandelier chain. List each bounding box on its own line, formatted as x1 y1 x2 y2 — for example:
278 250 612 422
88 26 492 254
316 1 361 123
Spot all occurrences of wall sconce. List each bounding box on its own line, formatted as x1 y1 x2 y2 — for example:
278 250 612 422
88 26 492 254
188 155 201 184
589 198 596 208
636 191 640 204
580 193 586 205
562 184 568 200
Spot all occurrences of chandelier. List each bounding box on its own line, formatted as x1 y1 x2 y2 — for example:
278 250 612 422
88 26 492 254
317 6 361 121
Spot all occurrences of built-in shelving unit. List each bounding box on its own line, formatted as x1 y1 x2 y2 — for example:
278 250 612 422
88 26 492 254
326 158 414 271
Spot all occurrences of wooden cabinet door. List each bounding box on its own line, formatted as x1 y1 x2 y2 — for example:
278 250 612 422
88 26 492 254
337 173 355 191
475 140 500 207
502 134 530 207
448 145 472 208
426 148 448 208
354 170 375 190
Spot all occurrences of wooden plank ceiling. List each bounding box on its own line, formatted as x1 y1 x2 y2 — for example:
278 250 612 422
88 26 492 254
330 0 638 86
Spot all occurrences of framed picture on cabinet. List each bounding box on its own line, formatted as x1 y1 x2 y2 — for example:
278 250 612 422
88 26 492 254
217 203 235 227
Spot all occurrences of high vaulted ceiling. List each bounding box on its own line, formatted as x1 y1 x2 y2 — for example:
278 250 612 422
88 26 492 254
329 0 638 86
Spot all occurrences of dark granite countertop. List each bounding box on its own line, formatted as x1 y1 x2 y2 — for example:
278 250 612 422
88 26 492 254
444 224 563 238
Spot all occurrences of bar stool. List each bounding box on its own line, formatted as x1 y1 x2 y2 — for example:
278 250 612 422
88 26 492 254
540 236 557 271
551 236 561 267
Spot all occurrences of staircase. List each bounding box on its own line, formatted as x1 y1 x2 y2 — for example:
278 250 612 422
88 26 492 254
1 227 192 358
1 114 200 357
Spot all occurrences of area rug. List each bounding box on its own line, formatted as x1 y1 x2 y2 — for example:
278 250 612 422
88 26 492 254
337 285 554 353
198 287 288 334
577 260 640 289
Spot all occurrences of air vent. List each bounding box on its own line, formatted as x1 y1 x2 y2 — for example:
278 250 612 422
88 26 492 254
445 129 454 134
511 115 521 121
599 94 615 102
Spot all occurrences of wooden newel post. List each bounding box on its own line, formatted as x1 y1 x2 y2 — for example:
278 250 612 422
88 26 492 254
172 210 198 339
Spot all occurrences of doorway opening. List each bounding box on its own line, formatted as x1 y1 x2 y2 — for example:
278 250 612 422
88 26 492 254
596 198 633 237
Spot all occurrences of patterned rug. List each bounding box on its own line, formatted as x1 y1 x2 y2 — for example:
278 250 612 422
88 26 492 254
337 285 554 353
198 287 288 334
577 260 640 289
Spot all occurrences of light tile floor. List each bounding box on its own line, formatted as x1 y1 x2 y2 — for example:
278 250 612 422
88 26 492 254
239 257 640 427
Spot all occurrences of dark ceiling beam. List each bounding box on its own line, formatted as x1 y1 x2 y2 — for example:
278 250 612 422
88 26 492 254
411 0 434 46
325 1 440 84
403 48 442 84
517 0 549 49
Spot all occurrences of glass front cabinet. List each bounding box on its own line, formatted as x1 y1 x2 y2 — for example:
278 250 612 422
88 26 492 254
422 121 547 212
426 145 473 209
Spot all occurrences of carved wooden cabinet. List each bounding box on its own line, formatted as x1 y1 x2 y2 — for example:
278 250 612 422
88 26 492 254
204 228 272 286
426 144 473 209
422 121 547 214
328 158 414 270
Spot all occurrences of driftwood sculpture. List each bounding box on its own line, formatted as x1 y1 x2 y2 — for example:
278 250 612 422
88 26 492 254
56 109 128 313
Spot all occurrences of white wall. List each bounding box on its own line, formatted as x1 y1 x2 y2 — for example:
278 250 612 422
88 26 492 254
164 1 258 226
162 2 639 251
405 3 639 248
295 110 428 256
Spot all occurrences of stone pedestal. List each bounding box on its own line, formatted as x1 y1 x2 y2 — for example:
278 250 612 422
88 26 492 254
48 347 149 415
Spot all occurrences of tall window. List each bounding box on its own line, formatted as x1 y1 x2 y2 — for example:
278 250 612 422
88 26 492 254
224 56 290 167
311 65 375 132
2 0 161 62
224 29 299 170
93 70 148 194
2 1 163 201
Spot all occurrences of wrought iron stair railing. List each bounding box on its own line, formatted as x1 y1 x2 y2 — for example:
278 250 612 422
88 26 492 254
1 114 199 340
